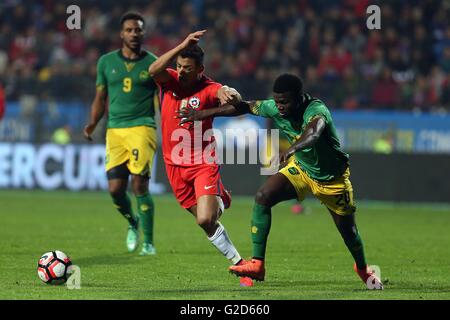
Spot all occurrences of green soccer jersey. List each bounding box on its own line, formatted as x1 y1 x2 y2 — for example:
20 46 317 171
250 93 349 181
96 49 158 129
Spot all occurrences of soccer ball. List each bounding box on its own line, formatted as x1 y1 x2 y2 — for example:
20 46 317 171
37 250 72 285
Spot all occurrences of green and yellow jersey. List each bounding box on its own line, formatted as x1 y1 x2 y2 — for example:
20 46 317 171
251 94 349 181
96 49 158 129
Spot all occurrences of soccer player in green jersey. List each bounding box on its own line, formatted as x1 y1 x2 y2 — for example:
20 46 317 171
178 74 383 289
84 13 158 255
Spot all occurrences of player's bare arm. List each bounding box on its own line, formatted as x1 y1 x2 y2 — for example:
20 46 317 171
279 116 326 164
148 30 207 84
83 88 107 141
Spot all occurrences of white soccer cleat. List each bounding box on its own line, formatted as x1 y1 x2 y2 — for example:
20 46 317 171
126 225 139 253
139 243 156 256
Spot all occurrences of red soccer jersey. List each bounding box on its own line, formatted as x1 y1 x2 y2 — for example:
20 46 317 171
158 68 222 167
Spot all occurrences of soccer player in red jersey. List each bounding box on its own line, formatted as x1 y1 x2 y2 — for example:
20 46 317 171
148 30 253 286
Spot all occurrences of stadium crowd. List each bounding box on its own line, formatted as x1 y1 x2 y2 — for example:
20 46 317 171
0 0 449 112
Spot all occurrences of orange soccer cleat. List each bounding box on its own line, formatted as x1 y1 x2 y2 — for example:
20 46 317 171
353 263 384 290
229 259 265 281
239 276 254 287
236 259 254 287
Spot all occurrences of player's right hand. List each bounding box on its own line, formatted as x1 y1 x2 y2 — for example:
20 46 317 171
83 123 96 141
175 107 199 129
181 30 207 49
279 149 295 166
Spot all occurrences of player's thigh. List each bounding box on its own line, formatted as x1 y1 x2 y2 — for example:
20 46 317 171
254 173 298 207
192 165 221 198
106 162 129 196
315 170 356 216
105 129 129 172
318 189 356 216
124 126 157 177
274 161 310 205
165 164 197 209
191 165 224 220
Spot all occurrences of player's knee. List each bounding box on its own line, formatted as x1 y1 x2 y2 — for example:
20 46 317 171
196 215 215 230
131 176 149 196
255 189 273 207
108 181 126 197
109 187 125 199
132 184 148 196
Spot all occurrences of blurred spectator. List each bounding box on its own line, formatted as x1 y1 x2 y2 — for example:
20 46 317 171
0 82 5 120
439 47 450 73
371 68 400 108
341 24 366 63
52 125 71 144
373 133 394 154
317 45 352 80
16 68 38 117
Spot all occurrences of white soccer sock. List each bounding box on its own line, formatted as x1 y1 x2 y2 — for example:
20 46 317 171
208 222 242 265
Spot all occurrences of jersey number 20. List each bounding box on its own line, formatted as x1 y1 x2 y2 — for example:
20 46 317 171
123 77 132 93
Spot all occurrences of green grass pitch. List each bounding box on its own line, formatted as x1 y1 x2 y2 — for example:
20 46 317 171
0 190 449 300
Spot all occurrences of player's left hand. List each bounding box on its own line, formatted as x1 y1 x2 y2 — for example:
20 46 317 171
180 30 207 49
83 123 96 141
218 86 242 105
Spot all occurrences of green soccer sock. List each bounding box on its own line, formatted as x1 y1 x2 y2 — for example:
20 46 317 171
344 228 367 270
136 193 155 245
251 203 272 259
111 192 138 228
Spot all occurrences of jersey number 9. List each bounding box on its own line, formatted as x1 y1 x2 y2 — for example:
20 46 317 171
123 77 132 93
132 148 139 161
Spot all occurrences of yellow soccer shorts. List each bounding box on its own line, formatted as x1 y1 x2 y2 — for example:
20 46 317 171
105 126 157 176
279 159 356 216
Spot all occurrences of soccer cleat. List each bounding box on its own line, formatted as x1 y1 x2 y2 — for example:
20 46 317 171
353 263 384 290
229 259 265 281
239 277 254 287
236 260 254 287
139 243 156 256
126 225 139 253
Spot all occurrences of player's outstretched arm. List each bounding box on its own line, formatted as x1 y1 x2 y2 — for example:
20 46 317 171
148 30 207 84
279 116 326 164
177 101 251 126
83 88 107 141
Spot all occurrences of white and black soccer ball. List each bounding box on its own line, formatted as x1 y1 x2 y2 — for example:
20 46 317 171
37 251 72 285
